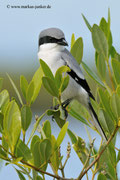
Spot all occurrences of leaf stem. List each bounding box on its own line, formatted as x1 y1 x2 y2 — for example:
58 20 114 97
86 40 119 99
23 130 25 143
78 125 119 179
91 168 99 180
60 162 65 178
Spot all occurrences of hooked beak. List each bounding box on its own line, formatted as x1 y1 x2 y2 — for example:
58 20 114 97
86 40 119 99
58 38 68 46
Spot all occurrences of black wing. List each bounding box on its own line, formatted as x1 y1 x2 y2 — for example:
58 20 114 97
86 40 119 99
61 48 95 100
67 68 95 100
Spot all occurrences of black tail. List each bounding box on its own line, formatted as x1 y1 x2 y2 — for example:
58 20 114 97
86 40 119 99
89 102 107 141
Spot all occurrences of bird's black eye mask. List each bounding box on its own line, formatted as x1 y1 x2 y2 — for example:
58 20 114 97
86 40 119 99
39 36 66 46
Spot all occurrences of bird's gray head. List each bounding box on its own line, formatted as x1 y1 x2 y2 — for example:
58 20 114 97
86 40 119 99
38 28 68 47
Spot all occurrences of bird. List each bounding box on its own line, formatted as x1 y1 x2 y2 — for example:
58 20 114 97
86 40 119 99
38 27 107 141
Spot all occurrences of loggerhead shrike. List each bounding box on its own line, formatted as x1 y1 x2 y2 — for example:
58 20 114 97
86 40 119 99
38 27 107 141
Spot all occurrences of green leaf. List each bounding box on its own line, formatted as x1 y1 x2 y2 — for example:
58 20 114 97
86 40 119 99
96 53 106 80
2 135 9 154
40 59 54 80
32 169 38 180
71 33 75 48
110 46 120 61
32 139 47 170
99 109 114 136
36 176 43 180
55 66 70 89
82 62 105 87
110 92 120 120
117 150 120 163
99 17 112 53
100 18 108 38
92 24 108 59
98 89 115 123
111 58 120 84
15 168 26 180
15 139 32 161
71 37 83 64
26 81 34 105
0 147 7 159
0 78 3 91
0 113 3 132
69 100 89 126
50 135 59 173
106 161 117 179
72 136 88 164
30 135 41 153
20 75 28 99
12 157 23 164
117 85 120 96
107 143 116 166
61 76 69 92
3 100 21 153
97 144 116 178
42 77 59 97
7 74 23 105
40 139 52 162
67 129 77 144
0 90 9 113
97 173 107 180
43 120 51 139
56 122 68 148
31 66 43 104
21 105 32 131
82 14 92 32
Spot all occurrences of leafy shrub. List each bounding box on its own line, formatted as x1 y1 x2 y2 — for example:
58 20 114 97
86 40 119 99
0 10 120 180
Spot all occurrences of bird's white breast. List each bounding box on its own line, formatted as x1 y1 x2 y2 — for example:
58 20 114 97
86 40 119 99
38 43 65 75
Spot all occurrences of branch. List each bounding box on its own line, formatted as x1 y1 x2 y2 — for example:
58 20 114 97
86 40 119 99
0 144 73 180
78 125 119 180
20 160 69 180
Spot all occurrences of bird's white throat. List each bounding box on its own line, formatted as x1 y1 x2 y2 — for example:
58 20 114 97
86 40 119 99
38 43 65 75
38 43 65 52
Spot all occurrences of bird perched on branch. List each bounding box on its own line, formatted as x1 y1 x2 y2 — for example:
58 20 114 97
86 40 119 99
38 27 107 141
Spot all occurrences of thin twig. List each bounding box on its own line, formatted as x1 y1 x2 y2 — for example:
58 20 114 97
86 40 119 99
92 168 99 180
78 139 95 179
63 142 71 169
78 125 119 180
86 173 89 180
115 147 119 151
59 142 71 178
60 162 65 178
63 156 69 169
